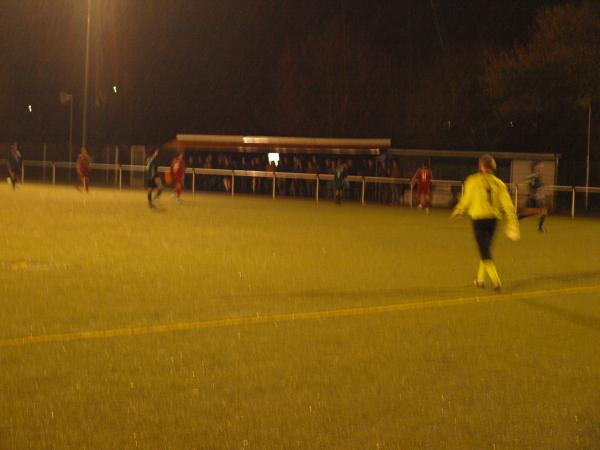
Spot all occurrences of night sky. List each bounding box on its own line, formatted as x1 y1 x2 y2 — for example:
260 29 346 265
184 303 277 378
0 0 566 145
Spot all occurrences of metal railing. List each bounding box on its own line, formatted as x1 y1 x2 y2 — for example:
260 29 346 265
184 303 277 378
4 159 600 218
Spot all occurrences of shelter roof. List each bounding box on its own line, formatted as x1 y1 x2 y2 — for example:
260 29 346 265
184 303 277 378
165 134 390 155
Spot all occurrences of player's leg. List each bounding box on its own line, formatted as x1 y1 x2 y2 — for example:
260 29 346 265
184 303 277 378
154 177 163 199
147 188 154 207
473 219 501 290
8 169 16 189
473 220 490 287
474 260 486 287
424 190 430 211
416 188 422 208
518 208 538 220
538 209 547 232
175 181 182 202
537 199 547 231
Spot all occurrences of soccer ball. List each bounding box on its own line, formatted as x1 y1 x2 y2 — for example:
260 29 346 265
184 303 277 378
6 177 11 185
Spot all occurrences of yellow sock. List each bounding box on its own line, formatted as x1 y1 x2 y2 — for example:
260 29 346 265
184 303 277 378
483 260 501 287
477 261 486 283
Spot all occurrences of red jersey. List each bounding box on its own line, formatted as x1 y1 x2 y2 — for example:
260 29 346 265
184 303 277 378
171 158 185 182
76 153 90 176
412 168 432 188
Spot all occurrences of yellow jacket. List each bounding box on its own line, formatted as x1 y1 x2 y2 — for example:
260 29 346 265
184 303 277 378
454 172 518 226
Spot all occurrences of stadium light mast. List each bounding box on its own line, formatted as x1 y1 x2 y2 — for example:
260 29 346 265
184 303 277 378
579 97 593 211
82 0 91 150
585 102 591 211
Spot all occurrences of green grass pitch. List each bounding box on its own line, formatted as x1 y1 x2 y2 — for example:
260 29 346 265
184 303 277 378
1 184 599 449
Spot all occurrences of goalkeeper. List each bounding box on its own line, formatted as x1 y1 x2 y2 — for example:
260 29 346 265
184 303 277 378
451 154 519 291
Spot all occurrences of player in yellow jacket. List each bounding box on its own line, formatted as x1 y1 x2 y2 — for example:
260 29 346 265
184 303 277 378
451 154 519 291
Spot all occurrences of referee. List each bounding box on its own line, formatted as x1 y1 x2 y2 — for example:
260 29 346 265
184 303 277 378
451 154 520 291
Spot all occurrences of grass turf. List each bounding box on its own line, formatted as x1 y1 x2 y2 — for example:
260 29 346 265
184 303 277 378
1 184 599 449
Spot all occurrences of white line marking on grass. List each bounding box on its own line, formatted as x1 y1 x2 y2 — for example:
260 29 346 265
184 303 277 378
1 284 598 348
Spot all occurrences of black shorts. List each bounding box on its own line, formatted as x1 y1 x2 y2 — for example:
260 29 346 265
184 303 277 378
146 176 160 189
472 218 497 260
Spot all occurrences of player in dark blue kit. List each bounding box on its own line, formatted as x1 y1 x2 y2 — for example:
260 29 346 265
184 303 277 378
145 147 163 208
333 161 347 204
7 143 22 189
518 161 547 232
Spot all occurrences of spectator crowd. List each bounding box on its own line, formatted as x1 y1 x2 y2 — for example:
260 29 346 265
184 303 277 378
180 152 417 204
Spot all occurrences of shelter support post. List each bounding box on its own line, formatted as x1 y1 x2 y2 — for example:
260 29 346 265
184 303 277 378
361 177 366 205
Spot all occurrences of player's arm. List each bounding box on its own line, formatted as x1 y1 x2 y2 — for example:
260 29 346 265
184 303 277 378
410 169 419 185
451 177 472 217
498 182 517 224
498 181 520 240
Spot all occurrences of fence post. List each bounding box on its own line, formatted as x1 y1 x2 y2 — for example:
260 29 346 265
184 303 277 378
118 166 122 190
315 175 319 203
272 173 276 199
21 163 24 184
52 163 56 185
105 146 110 184
571 187 576 219
231 172 235 197
192 170 196 196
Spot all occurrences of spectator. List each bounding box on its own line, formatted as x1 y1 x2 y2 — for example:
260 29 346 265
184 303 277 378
223 155 232 192
334 160 348 204
378 159 389 204
266 159 276 194
364 158 376 201
277 155 289 196
306 160 317 198
390 159 402 205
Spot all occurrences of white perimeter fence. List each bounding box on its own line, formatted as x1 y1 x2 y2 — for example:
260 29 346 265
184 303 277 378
5 159 600 218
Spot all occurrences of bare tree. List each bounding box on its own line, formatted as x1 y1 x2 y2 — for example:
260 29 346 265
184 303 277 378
484 1 600 152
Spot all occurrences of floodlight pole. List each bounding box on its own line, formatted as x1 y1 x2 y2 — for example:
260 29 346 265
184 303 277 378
585 103 591 211
68 97 73 179
82 0 91 151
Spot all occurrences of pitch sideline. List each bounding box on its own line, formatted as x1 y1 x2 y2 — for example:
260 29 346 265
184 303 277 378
0 284 598 348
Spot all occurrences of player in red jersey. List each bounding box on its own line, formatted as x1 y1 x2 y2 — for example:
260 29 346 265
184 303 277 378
170 151 186 203
76 147 91 192
411 163 433 212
